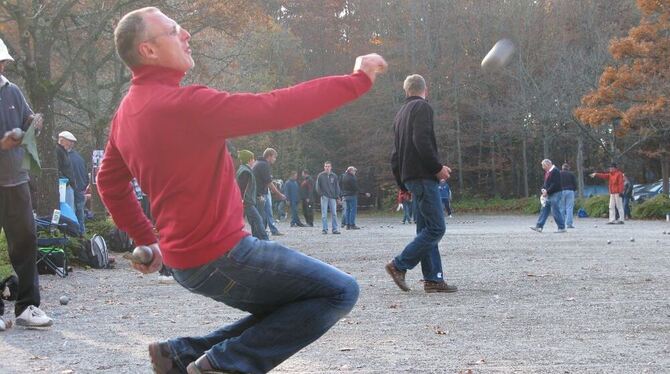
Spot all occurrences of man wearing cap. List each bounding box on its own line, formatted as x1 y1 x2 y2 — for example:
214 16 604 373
236 150 268 240
0 37 53 331
590 163 625 224
97 7 386 373
59 131 88 232
56 131 78 212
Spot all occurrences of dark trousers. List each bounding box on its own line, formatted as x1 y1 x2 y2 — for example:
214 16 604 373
0 183 40 317
302 199 314 226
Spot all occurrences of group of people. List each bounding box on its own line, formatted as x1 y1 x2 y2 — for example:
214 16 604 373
397 178 452 224
531 159 632 233
0 6 460 374
236 149 370 239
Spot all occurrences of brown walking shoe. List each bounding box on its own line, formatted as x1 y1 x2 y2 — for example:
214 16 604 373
186 354 242 374
385 261 410 291
149 341 181 374
423 280 458 293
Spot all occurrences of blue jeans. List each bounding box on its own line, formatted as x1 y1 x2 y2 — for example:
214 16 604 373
393 180 445 282
562 190 575 227
343 195 357 226
263 192 279 235
320 196 338 232
536 191 565 229
74 189 86 233
169 236 359 373
289 200 300 225
402 201 412 223
244 204 268 241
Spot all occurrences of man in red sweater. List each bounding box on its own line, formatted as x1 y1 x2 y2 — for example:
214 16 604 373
590 163 625 224
98 7 386 374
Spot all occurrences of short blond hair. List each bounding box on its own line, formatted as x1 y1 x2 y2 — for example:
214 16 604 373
114 7 159 68
403 74 426 96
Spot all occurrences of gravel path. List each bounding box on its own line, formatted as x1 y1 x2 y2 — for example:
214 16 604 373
1 214 669 373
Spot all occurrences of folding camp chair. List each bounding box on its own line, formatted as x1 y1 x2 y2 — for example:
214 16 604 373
35 217 70 278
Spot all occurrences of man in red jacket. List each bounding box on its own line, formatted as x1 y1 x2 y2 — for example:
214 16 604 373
98 7 386 374
590 162 625 224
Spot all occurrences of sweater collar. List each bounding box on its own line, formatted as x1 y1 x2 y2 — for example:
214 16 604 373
130 65 186 87
405 96 425 103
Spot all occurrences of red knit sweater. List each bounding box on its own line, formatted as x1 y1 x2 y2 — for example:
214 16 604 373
594 170 624 194
97 65 371 269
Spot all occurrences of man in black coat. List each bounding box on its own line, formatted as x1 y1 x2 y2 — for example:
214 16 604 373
531 159 566 233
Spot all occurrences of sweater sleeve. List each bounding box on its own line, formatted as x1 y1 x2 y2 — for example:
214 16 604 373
411 103 442 175
187 71 372 139
97 136 156 246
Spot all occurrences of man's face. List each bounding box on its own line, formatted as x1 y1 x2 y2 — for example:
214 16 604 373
59 138 75 151
542 162 550 171
324 163 332 172
140 11 194 72
0 61 7 75
267 154 277 164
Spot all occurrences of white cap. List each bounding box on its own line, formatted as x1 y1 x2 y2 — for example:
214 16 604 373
0 38 14 62
58 131 77 142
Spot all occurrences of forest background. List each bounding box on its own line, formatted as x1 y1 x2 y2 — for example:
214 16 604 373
1 0 668 215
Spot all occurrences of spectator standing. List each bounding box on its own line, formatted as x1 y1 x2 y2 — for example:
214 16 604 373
300 169 315 227
253 148 285 236
98 7 386 373
341 166 363 230
62 131 89 233
236 150 268 240
0 39 52 331
560 163 577 229
386 74 457 293
590 163 625 224
56 131 78 210
397 190 413 224
623 174 633 220
438 179 452 217
284 171 305 227
316 161 341 234
530 159 566 233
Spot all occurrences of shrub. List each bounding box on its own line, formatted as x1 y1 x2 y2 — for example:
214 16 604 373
632 194 670 219
583 195 609 218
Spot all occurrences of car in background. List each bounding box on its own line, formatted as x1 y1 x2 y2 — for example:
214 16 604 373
632 179 665 203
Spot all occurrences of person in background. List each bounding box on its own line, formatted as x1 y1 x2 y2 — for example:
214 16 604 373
590 163 625 224
253 148 285 236
316 161 342 234
236 150 268 240
300 169 315 227
622 174 633 220
397 189 413 224
341 166 367 230
530 159 566 233
438 179 452 218
61 131 89 233
56 131 78 211
560 163 577 229
284 171 305 227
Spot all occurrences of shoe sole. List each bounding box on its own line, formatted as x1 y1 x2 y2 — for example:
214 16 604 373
15 320 53 328
385 263 410 292
425 287 458 293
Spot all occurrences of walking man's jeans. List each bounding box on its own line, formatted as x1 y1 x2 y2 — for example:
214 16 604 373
562 190 575 227
74 189 86 233
609 193 625 222
536 191 565 229
623 196 631 219
393 180 445 282
0 183 40 317
320 196 338 232
169 236 359 374
244 204 268 241
263 192 279 235
343 195 357 227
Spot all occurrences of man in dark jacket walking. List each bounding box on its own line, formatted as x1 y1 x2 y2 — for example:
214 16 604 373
531 159 566 233
386 74 457 294
560 163 577 229
236 150 268 240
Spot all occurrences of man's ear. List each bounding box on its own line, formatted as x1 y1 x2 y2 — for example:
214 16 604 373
137 42 155 61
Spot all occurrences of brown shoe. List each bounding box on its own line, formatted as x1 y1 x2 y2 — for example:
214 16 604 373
385 261 410 291
149 341 180 374
424 281 458 293
186 354 241 374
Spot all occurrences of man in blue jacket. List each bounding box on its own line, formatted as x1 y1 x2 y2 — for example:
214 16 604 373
531 159 566 233
285 171 305 227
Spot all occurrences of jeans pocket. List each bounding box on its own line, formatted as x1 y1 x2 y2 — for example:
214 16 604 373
177 267 252 302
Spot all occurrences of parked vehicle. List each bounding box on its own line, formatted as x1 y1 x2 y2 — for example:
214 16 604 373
632 179 665 203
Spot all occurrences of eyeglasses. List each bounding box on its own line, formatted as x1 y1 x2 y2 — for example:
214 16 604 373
142 24 182 43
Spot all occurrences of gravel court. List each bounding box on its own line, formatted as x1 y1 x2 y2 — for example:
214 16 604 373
1 214 668 373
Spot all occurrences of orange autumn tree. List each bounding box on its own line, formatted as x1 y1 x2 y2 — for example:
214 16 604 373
574 0 670 194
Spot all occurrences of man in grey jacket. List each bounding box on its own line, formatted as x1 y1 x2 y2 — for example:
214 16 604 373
316 161 341 234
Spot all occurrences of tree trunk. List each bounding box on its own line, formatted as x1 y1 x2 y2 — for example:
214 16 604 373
522 134 529 197
490 134 497 196
576 136 585 199
661 153 669 196
32 100 59 216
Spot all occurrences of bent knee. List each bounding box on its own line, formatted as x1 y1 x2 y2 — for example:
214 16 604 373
335 275 359 311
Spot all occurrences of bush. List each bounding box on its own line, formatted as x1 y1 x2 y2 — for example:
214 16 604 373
632 194 670 219
454 196 538 213
583 195 609 218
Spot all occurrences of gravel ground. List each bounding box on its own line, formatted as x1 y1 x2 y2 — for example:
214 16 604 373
1 214 669 373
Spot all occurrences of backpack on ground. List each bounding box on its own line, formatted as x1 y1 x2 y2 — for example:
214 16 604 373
106 227 133 252
78 234 111 269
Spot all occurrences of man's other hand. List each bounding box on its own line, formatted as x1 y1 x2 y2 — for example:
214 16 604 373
436 165 452 181
354 53 388 83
